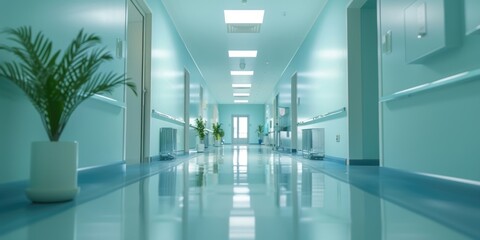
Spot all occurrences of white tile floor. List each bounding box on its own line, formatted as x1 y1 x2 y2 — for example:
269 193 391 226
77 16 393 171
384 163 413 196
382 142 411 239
0 145 476 239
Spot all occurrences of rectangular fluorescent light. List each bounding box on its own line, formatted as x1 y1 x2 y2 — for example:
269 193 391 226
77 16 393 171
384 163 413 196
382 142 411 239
231 71 254 76
232 84 251 88
233 93 250 97
224 10 265 24
234 100 249 103
228 50 257 58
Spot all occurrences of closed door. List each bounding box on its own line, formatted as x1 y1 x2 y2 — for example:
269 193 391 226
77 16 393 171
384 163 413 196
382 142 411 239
232 115 249 145
125 0 145 164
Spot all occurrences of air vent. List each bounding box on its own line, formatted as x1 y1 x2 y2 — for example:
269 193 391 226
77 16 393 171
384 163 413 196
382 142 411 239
227 23 261 33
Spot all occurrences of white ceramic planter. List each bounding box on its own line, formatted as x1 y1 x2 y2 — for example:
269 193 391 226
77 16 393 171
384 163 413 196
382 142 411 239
26 141 80 203
197 143 205 153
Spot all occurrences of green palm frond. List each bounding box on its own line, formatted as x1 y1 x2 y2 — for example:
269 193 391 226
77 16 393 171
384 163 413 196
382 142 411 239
195 117 207 141
0 26 136 141
212 122 223 141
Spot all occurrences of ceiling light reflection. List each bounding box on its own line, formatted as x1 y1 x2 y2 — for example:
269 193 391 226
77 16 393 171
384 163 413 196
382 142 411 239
229 216 256 239
233 187 250 194
233 195 251 208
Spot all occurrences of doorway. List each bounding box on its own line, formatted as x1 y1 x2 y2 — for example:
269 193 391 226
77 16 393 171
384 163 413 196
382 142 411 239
125 0 152 164
232 115 249 145
347 0 379 165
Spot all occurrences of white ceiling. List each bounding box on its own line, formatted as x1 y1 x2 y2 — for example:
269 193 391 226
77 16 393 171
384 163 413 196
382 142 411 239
160 0 328 104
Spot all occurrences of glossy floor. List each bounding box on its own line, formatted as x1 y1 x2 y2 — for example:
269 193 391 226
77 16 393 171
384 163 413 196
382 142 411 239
0 146 478 240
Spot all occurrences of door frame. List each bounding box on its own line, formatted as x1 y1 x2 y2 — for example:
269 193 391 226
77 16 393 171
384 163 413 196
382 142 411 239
347 0 380 165
125 0 152 163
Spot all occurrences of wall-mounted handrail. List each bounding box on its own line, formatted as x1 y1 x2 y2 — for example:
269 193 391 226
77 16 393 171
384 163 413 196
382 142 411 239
151 109 185 126
298 107 346 126
380 68 480 103
91 94 125 108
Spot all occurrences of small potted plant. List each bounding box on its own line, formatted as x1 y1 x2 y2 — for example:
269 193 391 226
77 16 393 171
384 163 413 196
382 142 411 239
257 124 264 145
212 122 223 147
194 117 207 152
0 26 136 202
219 128 225 145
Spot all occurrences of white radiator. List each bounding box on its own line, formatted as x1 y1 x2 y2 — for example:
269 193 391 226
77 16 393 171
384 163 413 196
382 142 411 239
159 128 177 160
302 128 325 159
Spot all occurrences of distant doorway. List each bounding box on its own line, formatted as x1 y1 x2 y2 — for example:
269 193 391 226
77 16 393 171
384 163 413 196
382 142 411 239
232 115 249 145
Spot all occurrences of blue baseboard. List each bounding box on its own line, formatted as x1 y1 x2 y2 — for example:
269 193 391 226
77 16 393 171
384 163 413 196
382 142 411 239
322 156 379 166
349 159 380 166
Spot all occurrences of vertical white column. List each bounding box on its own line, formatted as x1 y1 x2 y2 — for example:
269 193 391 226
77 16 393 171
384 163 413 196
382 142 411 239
291 73 298 153
184 69 190 154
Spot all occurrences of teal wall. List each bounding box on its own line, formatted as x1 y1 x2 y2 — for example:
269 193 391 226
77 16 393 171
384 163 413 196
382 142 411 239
273 0 349 159
379 0 480 180
218 104 265 144
147 0 215 154
347 3 380 162
0 0 127 183
359 7 379 160
0 0 215 183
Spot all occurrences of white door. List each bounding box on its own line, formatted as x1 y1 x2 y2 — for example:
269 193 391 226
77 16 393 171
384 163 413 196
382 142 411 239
125 0 144 164
232 115 249 145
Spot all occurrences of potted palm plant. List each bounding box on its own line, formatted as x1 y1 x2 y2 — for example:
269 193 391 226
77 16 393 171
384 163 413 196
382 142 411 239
212 122 223 147
219 128 225 144
0 26 136 202
194 117 207 152
257 124 264 145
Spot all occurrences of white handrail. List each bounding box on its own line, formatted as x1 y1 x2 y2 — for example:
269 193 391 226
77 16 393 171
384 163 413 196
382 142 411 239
151 109 185 126
91 94 125 108
298 107 346 126
380 69 480 103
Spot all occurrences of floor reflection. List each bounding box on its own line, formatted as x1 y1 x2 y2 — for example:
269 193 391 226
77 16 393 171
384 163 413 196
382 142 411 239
0 145 474 240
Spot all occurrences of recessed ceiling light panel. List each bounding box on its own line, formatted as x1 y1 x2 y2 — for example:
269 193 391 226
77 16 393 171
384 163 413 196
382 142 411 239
234 100 249 103
228 50 257 58
232 84 252 88
231 71 254 76
233 93 250 97
224 10 265 24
